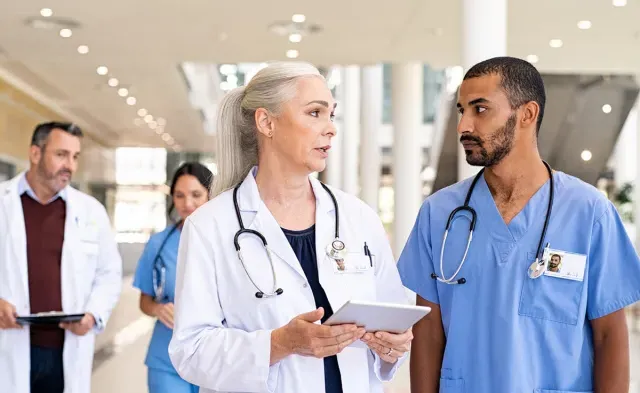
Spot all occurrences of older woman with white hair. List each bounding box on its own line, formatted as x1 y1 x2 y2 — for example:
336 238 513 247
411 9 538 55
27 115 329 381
168 62 413 393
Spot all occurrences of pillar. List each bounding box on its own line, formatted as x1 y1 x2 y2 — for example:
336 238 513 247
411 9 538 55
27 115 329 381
458 0 507 181
634 94 640 251
392 63 423 256
341 65 361 195
325 67 344 188
359 64 383 210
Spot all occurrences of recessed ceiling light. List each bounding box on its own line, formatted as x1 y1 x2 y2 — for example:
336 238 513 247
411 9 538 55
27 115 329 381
40 8 53 17
77 45 89 54
155 127 163 135
126 96 137 105
292 14 306 23
157 117 166 126
108 78 119 87
118 87 129 97
581 150 592 161
549 39 563 48
286 49 299 59
161 133 171 142
602 104 612 113
149 121 158 130
577 20 592 30
59 28 72 38
137 108 147 117
613 0 627 6
526 54 539 64
289 33 302 43
96 66 108 75
144 114 153 123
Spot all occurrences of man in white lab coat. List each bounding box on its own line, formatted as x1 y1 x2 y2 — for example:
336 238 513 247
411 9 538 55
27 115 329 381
0 122 122 393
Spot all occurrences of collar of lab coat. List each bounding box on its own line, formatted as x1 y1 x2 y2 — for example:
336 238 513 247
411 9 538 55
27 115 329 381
234 166 337 281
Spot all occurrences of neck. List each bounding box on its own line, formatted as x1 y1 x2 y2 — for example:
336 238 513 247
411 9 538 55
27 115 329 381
254 158 312 206
25 170 56 203
484 146 548 200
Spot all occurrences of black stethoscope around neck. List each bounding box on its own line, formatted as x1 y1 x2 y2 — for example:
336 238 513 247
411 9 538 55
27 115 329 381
430 160 554 285
232 181 345 298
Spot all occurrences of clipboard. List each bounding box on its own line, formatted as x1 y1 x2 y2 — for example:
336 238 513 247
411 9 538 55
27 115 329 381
16 312 85 326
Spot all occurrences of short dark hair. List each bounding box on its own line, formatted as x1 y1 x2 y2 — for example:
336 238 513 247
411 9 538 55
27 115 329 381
168 162 214 219
464 56 546 134
31 122 83 148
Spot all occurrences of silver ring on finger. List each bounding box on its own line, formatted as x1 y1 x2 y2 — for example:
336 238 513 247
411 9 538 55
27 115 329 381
386 347 393 356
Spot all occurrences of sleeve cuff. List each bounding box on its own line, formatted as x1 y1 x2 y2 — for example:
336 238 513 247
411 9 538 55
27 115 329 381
87 311 105 333
253 329 281 393
372 349 407 382
588 290 640 320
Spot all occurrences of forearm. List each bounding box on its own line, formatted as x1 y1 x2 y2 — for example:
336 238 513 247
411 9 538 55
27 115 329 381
410 332 444 393
594 331 629 393
139 294 160 318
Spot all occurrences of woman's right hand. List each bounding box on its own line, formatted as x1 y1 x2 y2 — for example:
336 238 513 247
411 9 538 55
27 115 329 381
153 302 174 329
270 307 365 365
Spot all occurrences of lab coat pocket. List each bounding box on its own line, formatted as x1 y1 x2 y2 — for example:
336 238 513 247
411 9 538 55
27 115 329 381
439 377 464 393
519 252 585 325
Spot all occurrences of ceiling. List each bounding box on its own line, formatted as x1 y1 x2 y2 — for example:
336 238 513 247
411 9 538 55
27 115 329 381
0 0 639 152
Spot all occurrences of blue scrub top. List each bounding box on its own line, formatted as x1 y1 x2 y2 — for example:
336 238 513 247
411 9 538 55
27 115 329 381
397 171 640 393
133 224 181 374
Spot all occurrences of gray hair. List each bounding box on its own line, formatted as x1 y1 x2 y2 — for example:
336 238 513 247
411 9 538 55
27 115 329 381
210 61 323 197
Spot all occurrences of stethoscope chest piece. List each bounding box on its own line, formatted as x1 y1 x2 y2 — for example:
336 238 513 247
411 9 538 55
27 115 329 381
527 258 546 279
326 238 347 260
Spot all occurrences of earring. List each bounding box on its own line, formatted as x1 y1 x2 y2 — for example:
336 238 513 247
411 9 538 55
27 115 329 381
268 132 273 137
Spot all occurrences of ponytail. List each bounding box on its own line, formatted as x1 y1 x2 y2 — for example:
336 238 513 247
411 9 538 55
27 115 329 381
210 61 323 198
210 86 258 197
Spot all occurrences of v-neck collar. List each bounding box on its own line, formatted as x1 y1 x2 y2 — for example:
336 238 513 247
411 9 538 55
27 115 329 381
471 171 557 244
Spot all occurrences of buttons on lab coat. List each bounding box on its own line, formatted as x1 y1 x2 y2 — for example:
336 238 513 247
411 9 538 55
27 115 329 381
302 283 308 288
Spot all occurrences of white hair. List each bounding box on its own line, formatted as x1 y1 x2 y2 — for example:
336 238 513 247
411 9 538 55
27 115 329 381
210 61 323 197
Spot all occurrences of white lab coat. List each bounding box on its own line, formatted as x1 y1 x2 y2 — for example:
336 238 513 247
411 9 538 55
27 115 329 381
0 173 122 393
169 168 410 393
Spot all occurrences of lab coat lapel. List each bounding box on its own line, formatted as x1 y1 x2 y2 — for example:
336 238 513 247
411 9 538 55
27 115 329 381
61 189 81 311
310 178 351 310
1 175 29 304
238 170 307 281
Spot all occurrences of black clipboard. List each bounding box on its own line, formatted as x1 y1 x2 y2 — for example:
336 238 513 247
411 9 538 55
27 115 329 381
16 312 85 326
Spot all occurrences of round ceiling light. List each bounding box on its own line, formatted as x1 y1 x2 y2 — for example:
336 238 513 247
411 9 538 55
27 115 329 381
526 54 539 64
292 14 306 23
289 33 302 43
118 87 129 97
40 8 53 17
602 104 612 113
138 108 148 117
549 39 563 48
59 28 72 38
126 96 137 106
613 0 627 6
286 49 299 59
581 150 592 161
96 66 109 75
77 45 89 54
577 20 592 30
108 78 119 87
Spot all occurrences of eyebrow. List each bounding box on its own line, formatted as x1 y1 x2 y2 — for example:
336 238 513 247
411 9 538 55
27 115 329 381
306 100 337 109
456 97 490 108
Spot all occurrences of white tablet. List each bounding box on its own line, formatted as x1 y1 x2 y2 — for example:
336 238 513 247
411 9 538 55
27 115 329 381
323 300 431 333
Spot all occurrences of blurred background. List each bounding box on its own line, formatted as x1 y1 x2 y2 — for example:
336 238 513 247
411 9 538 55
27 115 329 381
1 0 640 391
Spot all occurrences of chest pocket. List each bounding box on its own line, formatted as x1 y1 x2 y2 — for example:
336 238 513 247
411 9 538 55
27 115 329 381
329 253 376 301
518 251 585 325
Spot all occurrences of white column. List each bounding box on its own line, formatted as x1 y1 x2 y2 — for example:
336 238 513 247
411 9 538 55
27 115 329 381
634 94 640 251
458 0 507 181
392 63 423 256
359 64 383 210
325 67 344 188
341 65 361 195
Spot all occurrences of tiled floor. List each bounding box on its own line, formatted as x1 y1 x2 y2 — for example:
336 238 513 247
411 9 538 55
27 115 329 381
91 277 640 393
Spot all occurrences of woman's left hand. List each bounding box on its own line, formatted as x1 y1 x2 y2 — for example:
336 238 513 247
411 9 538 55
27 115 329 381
361 328 413 364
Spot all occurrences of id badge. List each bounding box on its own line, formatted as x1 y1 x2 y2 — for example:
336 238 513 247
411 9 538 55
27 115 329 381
542 247 587 281
331 253 372 274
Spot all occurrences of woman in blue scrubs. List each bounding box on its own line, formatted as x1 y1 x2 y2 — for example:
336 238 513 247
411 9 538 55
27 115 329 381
133 162 213 393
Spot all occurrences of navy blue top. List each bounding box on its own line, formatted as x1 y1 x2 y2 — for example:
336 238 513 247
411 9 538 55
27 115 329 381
282 225 343 393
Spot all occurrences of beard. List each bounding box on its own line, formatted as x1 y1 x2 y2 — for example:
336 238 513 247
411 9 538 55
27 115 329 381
461 112 517 167
37 159 72 192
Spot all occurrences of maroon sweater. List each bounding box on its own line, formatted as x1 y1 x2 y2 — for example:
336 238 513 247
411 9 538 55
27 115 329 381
21 194 66 348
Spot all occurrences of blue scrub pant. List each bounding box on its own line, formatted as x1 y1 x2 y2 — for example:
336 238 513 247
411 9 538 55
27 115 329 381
148 368 199 393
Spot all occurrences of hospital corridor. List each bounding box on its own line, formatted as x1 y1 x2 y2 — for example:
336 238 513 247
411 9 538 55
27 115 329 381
3 1 640 393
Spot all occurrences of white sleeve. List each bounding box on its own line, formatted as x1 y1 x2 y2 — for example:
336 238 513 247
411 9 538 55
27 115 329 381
369 209 410 382
85 205 122 332
169 218 280 393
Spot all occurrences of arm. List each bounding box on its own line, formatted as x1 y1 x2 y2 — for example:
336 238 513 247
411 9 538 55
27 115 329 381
592 309 629 393
84 205 122 332
410 296 445 393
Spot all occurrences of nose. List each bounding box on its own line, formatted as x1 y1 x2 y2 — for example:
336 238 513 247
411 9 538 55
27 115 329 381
325 121 337 137
457 112 474 136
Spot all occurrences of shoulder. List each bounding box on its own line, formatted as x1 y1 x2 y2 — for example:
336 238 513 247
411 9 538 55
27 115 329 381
417 176 477 221
324 184 381 224
67 187 111 221
553 171 612 220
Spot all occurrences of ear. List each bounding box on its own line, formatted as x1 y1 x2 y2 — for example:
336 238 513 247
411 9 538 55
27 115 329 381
520 101 540 130
255 108 275 138
29 145 41 165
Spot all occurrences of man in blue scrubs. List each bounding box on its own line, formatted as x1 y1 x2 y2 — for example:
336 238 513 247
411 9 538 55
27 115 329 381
397 56 640 392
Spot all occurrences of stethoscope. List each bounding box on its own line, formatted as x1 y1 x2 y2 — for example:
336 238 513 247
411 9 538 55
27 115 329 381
152 222 181 302
431 161 554 285
233 182 346 298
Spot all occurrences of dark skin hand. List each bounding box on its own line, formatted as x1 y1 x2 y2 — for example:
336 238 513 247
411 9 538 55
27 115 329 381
409 295 445 393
